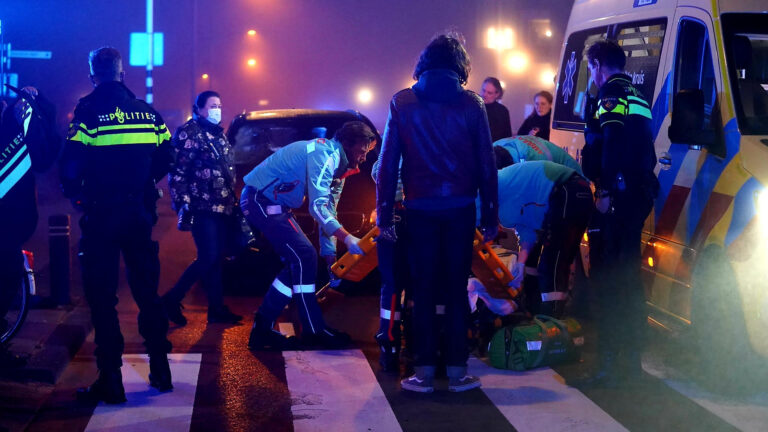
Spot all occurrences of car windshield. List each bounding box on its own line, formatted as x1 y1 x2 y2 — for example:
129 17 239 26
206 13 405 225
722 13 768 136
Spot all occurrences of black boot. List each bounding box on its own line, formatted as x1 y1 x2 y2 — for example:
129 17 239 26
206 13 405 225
375 332 400 372
568 351 620 389
78 369 127 404
207 305 243 324
248 313 298 351
162 296 187 326
149 354 173 392
302 327 351 350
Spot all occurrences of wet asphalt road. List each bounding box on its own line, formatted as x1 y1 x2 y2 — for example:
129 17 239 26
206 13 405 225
2 196 765 431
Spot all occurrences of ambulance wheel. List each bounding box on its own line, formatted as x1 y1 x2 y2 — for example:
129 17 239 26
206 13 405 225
690 244 754 393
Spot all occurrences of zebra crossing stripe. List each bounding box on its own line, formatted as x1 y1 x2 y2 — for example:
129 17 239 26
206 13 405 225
284 349 402 432
643 363 768 432
468 358 628 431
85 353 202 432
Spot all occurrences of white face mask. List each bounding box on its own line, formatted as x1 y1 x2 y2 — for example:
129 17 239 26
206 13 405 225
206 108 221 124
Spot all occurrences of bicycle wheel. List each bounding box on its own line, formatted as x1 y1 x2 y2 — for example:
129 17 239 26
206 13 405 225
0 268 30 345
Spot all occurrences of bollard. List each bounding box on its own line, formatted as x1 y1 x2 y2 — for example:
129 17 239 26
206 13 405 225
49 214 71 305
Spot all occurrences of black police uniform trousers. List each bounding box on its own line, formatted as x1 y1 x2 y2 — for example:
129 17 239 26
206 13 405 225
79 201 170 371
525 174 594 318
405 203 475 372
377 206 409 342
590 189 653 373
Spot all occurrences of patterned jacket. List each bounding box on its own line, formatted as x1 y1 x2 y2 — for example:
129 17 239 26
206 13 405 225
168 118 236 215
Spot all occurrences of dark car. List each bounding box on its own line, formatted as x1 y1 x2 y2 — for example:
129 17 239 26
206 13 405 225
224 109 382 294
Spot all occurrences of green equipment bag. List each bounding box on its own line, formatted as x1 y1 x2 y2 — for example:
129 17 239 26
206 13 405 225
488 315 584 370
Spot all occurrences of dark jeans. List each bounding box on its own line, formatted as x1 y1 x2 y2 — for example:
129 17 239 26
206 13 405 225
79 204 171 370
377 207 409 340
165 211 233 310
591 191 653 367
526 175 594 317
240 186 325 335
406 203 475 369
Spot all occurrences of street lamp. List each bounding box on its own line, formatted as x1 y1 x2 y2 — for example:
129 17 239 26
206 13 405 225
357 88 373 105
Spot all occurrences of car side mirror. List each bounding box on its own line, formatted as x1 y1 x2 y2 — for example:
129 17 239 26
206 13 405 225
668 88 715 150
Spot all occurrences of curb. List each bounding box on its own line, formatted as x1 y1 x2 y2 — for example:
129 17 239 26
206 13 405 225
1 301 92 384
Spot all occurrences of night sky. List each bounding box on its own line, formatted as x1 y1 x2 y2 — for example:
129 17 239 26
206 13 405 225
0 0 571 134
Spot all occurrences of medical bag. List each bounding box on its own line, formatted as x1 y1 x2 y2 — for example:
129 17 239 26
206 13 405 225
488 315 584 370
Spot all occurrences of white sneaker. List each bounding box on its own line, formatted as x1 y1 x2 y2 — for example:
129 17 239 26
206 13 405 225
448 375 482 392
401 374 434 393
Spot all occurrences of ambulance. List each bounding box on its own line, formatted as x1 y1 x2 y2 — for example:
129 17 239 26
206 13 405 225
550 0 768 370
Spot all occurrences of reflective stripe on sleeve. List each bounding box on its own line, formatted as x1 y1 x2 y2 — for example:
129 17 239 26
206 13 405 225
0 151 31 199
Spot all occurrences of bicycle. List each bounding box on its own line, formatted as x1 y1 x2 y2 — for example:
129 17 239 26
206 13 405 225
0 250 36 345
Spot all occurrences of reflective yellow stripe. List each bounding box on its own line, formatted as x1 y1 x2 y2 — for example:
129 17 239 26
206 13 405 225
157 129 171 143
75 122 98 136
628 95 649 107
628 103 652 119
98 123 156 132
68 129 94 145
89 132 162 146
598 104 626 116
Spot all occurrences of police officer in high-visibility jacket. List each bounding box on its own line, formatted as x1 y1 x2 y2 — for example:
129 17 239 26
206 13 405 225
60 47 174 404
574 40 659 388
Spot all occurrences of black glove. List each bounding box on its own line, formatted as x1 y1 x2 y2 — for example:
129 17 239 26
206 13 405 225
177 204 194 231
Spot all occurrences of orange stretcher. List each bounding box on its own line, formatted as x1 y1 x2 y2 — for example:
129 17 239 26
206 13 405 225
471 229 520 300
330 226 380 282
330 227 519 299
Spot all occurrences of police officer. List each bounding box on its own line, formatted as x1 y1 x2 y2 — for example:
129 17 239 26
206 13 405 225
0 86 60 367
575 40 659 387
60 47 174 403
242 121 376 350
371 157 408 372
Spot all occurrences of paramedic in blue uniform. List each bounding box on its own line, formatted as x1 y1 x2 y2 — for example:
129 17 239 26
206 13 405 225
242 121 376 350
0 87 60 367
493 149 593 317
576 40 659 387
60 47 174 403
377 33 498 393
493 135 586 315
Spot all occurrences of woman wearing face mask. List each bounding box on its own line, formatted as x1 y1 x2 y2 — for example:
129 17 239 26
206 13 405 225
163 90 243 326
517 90 553 140
480 77 512 142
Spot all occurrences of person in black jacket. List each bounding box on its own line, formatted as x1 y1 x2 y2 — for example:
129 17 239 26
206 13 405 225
0 86 61 367
60 47 174 403
480 77 512 142
517 90 553 140
572 40 658 388
162 90 243 326
377 33 498 393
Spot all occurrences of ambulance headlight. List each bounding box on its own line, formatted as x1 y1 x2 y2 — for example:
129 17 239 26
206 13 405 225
757 188 768 230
